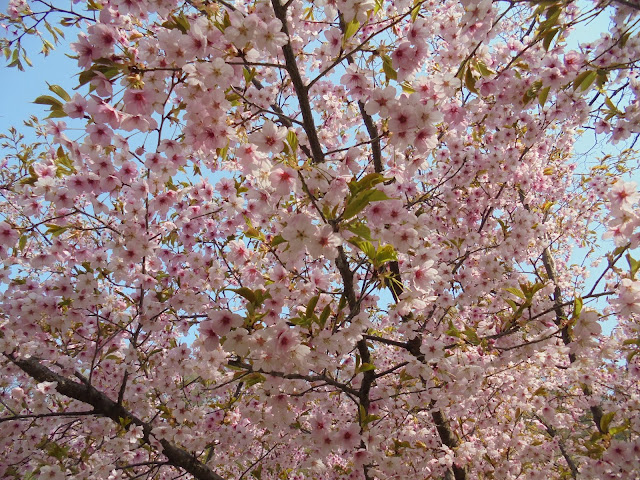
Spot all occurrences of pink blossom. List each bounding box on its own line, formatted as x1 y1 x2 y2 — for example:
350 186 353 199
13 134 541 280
63 93 88 118
0 222 18 248
123 88 153 116
87 123 113 146
207 310 244 336
613 279 640 316
608 180 639 213
249 121 286 153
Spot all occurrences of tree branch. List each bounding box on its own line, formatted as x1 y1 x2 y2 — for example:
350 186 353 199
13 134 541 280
0 410 96 423
270 0 325 163
6 354 226 480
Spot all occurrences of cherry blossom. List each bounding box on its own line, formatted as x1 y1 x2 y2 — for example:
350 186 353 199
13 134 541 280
1 0 639 479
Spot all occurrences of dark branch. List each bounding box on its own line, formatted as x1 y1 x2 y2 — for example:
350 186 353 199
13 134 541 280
271 0 325 163
7 354 226 480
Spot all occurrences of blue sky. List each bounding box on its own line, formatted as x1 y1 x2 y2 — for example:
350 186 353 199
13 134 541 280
0 0 79 136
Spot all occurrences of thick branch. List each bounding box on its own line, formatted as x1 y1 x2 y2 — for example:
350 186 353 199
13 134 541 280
0 410 96 423
536 415 579 479
376 253 467 480
270 0 325 163
431 408 467 480
227 359 359 397
611 0 640 11
519 188 604 434
336 17 383 173
7 355 226 480
540 247 604 434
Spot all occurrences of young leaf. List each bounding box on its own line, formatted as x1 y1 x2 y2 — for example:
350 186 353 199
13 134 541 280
318 304 331 329
48 83 71 101
538 86 550 107
375 244 397 267
306 295 319 318
342 189 390 220
287 130 298 152
572 297 583 319
381 55 397 82
343 19 360 40
33 95 63 108
600 411 615 434
232 287 257 304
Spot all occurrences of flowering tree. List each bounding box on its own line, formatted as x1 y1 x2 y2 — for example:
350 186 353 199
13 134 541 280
1 0 640 478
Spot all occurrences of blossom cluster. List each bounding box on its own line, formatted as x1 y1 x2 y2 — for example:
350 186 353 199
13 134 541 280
0 0 639 479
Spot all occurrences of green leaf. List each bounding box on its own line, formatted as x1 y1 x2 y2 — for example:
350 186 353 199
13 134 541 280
595 70 608 89
541 27 559 51
342 189 390 220
286 130 298 152
538 86 550 107
232 287 257 304
465 67 477 94
362 413 380 426
446 320 461 338
33 95 63 108
78 69 98 87
251 464 263 480
612 245 628 257
358 363 375 373
18 235 27 252
538 5 561 31
505 298 519 311
475 61 495 77
410 1 421 21
532 386 548 397
46 108 68 119
464 327 480 345
271 234 286 247
522 80 543 105
609 420 630 436
291 316 312 327
626 253 639 280
343 19 360 40
346 222 372 241
600 411 615 434
573 70 596 91
306 295 319 318
348 237 376 260
382 54 397 82
163 14 190 33
48 83 71 101
572 297 583 319
56 147 76 176
217 144 229 162
45 224 70 237
243 67 256 84
521 281 545 298
400 81 415 93
604 95 621 115
245 227 263 240
318 304 331 329
375 244 397 266
348 173 388 196
118 416 132 428
504 287 526 299
244 372 266 387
